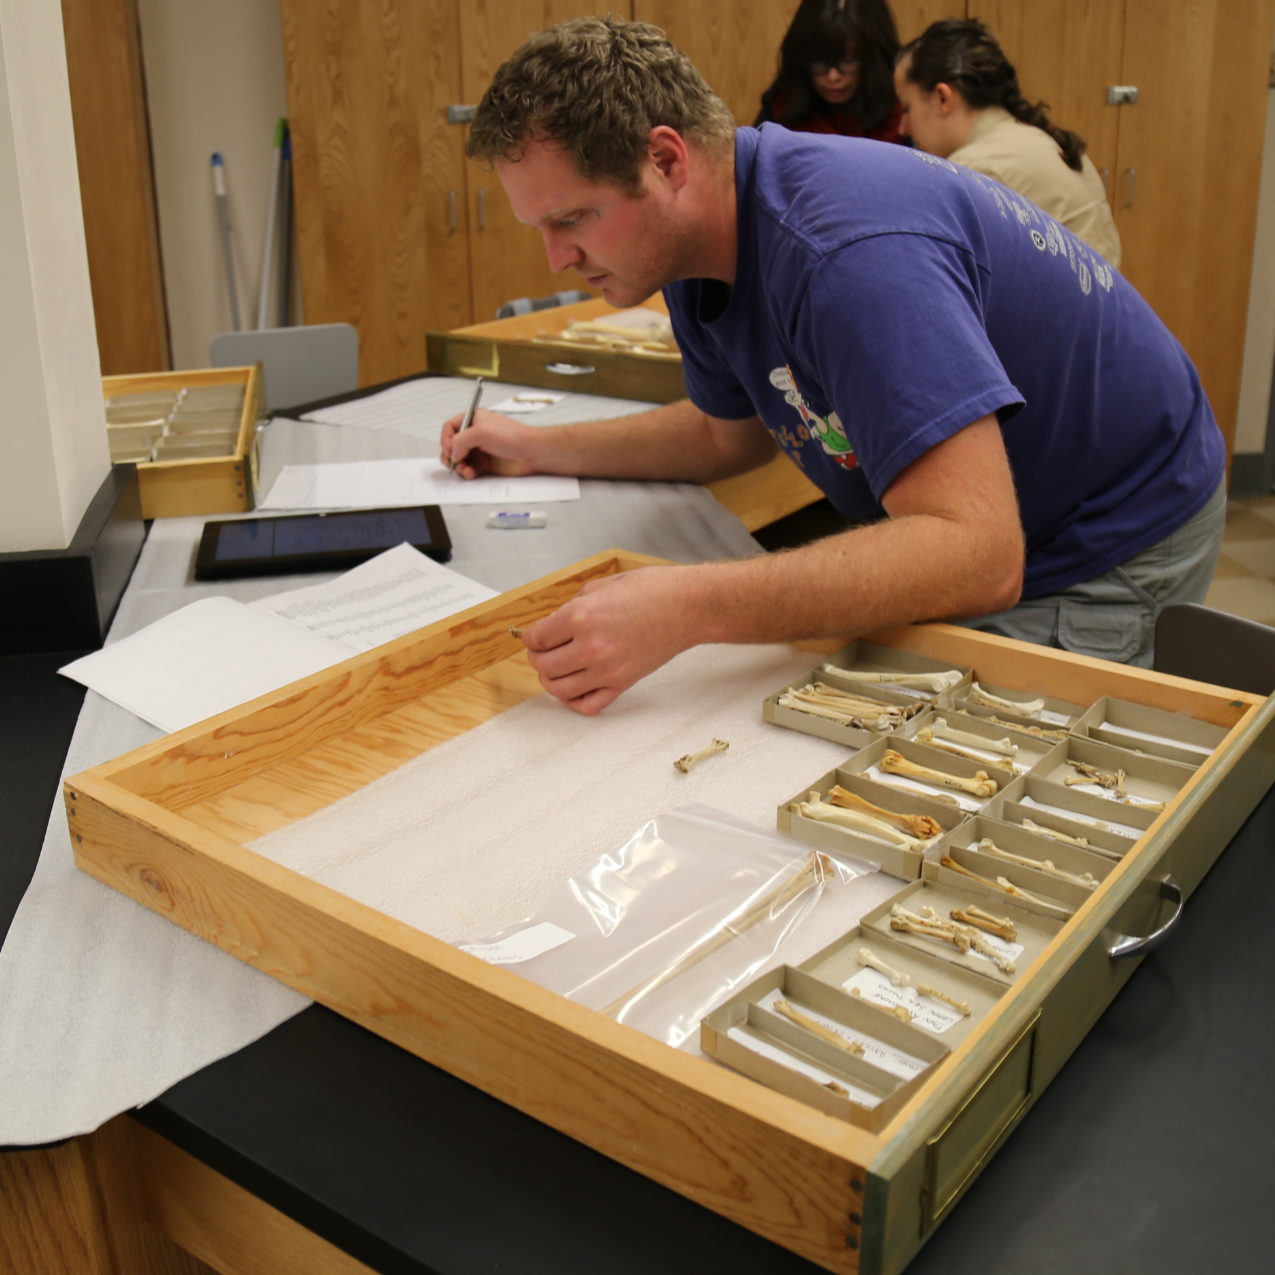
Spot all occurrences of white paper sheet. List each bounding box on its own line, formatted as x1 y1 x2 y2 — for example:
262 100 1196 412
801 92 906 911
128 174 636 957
249 542 497 652
259 457 581 510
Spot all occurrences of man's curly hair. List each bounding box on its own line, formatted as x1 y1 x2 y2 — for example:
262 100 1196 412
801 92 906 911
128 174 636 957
467 16 736 194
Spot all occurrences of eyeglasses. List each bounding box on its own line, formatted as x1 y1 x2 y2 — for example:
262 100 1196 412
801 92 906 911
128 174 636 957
810 58 861 77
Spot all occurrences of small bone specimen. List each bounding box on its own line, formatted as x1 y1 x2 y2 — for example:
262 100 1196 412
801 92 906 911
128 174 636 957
790 792 932 849
941 856 1055 908
778 682 916 730
773 999 866 1055
926 716 1017 757
982 715 1068 742
508 625 523 639
602 851 833 1019
881 750 998 798
849 987 914 1023
828 785 942 838
873 776 962 807
819 664 964 694
858 946 911 986
950 905 1017 941
824 1079 851 1097
891 904 1018 974
1065 761 1128 799
917 982 972 1016
674 738 729 773
976 837 1098 889
915 728 1017 773
1021 818 1089 849
967 683 1047 718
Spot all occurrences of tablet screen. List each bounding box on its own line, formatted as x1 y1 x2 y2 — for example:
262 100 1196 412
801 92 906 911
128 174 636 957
215 508 433 561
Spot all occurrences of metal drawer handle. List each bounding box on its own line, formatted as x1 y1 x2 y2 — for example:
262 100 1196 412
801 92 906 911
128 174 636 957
545 362 595 375
1107 876 1183 959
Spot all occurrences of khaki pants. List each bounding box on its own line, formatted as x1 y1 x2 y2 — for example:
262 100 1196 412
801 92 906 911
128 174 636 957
957 479 1227 668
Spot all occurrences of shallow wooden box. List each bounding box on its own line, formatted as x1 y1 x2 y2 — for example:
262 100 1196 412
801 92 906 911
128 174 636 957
102 365 261 519
63 551 1275 1275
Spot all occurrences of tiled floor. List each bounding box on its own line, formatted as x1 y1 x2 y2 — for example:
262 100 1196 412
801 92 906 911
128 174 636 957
1206 496 1275 624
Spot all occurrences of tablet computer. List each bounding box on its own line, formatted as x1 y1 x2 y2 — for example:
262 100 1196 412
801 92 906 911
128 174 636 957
194 505 452 580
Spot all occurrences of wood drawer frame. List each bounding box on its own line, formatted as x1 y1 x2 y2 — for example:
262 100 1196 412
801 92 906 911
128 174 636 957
62 550 1275 1274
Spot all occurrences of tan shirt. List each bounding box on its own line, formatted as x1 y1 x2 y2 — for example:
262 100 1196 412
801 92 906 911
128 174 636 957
949 107 1122 269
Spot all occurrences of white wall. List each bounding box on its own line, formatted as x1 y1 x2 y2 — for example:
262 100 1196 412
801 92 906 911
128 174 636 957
1236 86 1275 457
137 0 296 371
0 0 109 552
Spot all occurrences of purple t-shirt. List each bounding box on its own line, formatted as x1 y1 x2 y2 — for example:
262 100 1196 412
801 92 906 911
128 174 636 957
664 126 1223 596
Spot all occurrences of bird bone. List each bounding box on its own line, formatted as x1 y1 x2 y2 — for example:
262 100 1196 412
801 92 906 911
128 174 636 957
976 837 1098 889
928 716 1018 756
881 749 998 798
967 683 1047 718
858 945 911 986
820 665 964 694
772 1000 865 1056
674 738 730 773
826 785 943 838
917 982 972 1016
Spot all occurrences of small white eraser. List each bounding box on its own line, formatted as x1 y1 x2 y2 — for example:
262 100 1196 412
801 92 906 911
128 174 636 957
487 510 547 529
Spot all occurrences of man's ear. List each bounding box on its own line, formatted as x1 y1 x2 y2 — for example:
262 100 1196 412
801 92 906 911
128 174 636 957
648 125 691 189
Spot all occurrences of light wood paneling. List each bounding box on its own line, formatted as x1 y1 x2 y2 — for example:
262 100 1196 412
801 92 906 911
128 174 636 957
134 1125 375 1275
976 0 1126 183
61 0 170 375
1115 0 1275 463
281 0 472 385
460 2 620 321
891 1 968 43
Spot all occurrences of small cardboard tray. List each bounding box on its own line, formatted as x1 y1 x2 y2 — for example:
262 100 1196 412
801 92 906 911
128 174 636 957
981 775 1144 859
701 966 948 1131
1030 736 1196 811
776 766 966 880
762 671 926 750
841 737 1010 814
945 701 1072 745
907 709 1053 778
1070 696 1228 768
928 816 1112 920
862 879 1063 985
816 639 972 703
956 682 1085 730
800 924 1005 1049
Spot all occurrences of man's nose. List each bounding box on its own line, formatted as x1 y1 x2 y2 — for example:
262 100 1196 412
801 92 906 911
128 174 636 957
543 231 583 273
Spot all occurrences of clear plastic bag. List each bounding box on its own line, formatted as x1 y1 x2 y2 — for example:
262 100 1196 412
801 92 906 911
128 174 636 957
457 801 876 1046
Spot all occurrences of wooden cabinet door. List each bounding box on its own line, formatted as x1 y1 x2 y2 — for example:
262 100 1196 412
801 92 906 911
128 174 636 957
460 2 626 322
1114 0 1275 460
976 0 1125 187
891 2 969 43
282 0 471 385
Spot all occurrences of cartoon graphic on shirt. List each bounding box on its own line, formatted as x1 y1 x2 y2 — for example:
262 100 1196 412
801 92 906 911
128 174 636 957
769 366 859 472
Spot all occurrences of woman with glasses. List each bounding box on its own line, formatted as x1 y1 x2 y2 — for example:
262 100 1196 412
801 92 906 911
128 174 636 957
756 0 906 143
895 19 1121 266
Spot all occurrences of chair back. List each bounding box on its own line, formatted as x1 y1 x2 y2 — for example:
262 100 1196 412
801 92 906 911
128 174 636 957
210 324 359 413
1154 603 1275 696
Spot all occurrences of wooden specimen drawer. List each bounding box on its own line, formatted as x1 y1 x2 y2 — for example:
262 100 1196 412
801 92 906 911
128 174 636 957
62 551 1275 1274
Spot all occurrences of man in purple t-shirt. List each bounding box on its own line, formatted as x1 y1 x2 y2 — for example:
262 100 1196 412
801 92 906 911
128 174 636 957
444 17 1225 716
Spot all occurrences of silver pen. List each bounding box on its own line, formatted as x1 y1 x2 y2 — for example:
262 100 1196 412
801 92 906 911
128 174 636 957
449 376 484 472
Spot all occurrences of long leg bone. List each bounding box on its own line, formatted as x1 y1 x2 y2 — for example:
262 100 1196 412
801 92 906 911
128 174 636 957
967 682 1047 717
917 982 972 1016
915 728 1017 773
827 786 943 838
882 749 998 798
927 716 1018 757
673 738 730 773
976 837 1098 889
981 715 1068 741
772 999 866 1055
941 856 1056 909
1064 760 1127 795
849 987 913 1022
858 945 911 986
1021 818 1090 848
889 903 972 952
950 905 1017 941
872 776 962 807
790 792 931 848
778 685 899 731
820 665 964 694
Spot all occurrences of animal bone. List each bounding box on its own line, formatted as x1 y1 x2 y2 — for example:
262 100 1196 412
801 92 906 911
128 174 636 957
917 982 972 1016
858 946 911 986
967 682 1047 717
873 777 962 807
941 856 1055 910
928 716 1018 757
915 729 1017 773
890 904 972 952
982 715 1068 741
772 1000 865 1055
1021 818 1089 848
976 837 1098 889
1064 760 1127 799
824 1079 850 1097
881 750 998 798
820 665 964 694
848 988 913 1022
778 690 895 731
950 905 1017 941
790 792 930 848
674 738 729 773
827 786 943 838
508 625 523 639
996 875 1056 909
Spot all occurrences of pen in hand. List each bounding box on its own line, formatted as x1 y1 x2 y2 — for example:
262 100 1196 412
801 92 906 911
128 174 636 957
449 376 484 473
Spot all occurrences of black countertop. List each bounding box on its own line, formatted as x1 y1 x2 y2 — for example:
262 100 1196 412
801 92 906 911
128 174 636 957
5 651 1273 1274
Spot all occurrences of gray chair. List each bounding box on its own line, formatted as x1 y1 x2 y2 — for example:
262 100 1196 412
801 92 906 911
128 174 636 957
494 289 591 320
1153 603 1275 695
209 323 359 414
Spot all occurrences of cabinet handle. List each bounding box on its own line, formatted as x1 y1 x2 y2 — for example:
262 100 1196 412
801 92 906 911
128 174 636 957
1099 167 1109 191
1124 166 1136 208
478 188 486 231
1106 876 1183 959
448 190 457 232
1106 85 1139 105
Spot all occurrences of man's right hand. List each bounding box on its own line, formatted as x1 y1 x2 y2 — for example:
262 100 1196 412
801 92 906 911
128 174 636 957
441 408 539 479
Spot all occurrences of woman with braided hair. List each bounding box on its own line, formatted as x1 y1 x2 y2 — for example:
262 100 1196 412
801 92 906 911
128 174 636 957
895 19 1120 266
